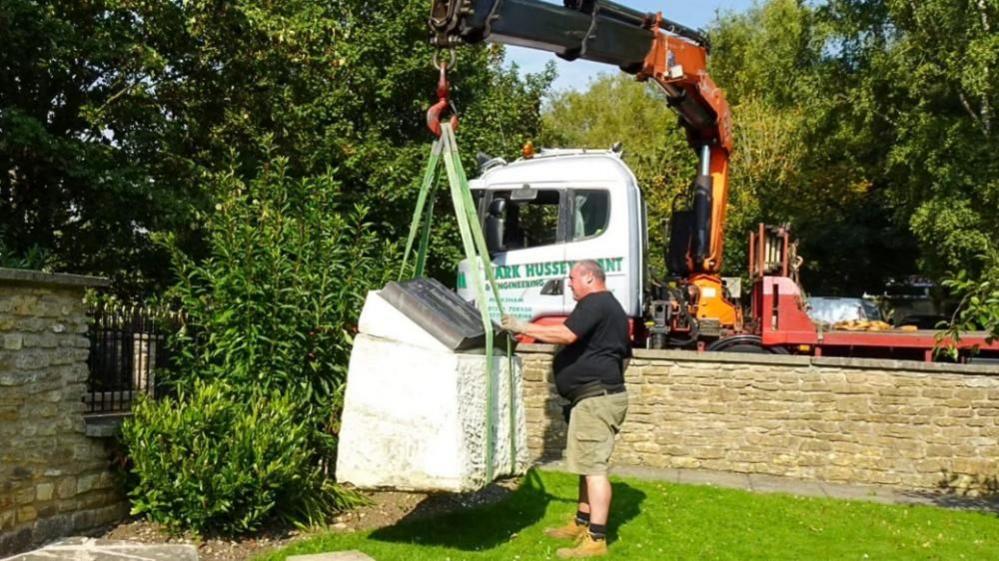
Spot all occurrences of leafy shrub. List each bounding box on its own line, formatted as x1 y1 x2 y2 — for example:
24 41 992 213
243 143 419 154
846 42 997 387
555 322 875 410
123 151 396 533
123 380 351 533
0 229 52 270
938 257 999 358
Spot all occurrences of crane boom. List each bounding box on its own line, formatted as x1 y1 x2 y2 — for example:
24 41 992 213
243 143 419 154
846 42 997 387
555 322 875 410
429 0 732 279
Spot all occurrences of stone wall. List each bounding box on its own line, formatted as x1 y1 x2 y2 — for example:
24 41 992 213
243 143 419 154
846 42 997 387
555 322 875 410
520 344 999 494
0 269 128 556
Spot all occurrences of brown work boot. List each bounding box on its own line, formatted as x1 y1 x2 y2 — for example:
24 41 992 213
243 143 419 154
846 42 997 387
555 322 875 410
544 517 588 541
557 532 609 558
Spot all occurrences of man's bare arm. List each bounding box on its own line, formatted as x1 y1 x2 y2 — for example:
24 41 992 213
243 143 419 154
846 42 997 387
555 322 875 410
519 323 578 345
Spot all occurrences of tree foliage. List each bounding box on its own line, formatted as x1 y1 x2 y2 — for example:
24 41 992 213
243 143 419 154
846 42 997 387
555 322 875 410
0 0 551 293
819 0 998 280
539 0 996 304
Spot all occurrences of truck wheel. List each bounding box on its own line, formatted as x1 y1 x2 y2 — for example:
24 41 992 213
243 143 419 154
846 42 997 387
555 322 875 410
708 335 788 354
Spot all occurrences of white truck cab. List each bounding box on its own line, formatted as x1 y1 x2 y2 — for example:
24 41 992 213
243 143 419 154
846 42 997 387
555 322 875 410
456 148 647 324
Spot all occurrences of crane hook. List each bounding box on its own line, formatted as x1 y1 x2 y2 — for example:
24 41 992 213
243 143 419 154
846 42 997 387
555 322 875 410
426 50 459 137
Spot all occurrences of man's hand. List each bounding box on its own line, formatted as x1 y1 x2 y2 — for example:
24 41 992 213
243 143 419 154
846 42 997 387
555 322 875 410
501 315 528 334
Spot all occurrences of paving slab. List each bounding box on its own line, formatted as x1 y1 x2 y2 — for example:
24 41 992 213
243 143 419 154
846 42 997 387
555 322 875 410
680 469 752 490
288 552 375 561
610 465 681 483
2 537 198 561
817 480 904 505
749 473 827 498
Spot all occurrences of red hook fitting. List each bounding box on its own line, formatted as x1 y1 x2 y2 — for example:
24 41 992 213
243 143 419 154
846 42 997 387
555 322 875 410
426 59 459 137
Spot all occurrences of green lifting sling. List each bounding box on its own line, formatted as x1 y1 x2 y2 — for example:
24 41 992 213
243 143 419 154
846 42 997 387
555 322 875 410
398 123 517 482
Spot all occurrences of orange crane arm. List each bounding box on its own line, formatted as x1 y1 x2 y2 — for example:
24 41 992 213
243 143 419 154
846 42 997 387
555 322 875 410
429 0 733 274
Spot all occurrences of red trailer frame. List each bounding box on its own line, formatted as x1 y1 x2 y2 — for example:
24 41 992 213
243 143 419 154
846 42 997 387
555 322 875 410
748 225 999 362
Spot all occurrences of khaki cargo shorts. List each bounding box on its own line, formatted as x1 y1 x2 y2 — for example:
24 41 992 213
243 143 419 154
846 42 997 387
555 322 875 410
565 392 628 476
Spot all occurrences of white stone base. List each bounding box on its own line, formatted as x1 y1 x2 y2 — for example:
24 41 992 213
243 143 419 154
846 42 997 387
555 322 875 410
335 292 528 492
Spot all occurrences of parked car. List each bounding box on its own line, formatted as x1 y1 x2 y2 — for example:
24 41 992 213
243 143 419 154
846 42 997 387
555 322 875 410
806 296 883 325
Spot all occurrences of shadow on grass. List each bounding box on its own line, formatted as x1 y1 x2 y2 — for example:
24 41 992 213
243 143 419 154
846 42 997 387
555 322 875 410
369 470 646 550
898 471 999 516
607 480 646 543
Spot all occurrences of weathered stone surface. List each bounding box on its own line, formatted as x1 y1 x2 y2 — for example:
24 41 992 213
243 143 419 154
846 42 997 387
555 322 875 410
336 291 527 492
5 538 198 561
1 275 125 558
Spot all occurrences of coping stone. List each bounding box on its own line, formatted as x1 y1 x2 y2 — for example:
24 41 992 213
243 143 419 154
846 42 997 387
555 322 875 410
0 268 110 289
517 343 999 375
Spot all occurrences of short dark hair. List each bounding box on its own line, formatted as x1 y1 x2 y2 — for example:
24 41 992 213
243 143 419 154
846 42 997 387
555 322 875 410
574 259 605 282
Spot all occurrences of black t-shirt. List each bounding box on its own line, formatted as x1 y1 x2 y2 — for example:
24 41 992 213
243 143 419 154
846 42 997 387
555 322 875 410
553 291 631 397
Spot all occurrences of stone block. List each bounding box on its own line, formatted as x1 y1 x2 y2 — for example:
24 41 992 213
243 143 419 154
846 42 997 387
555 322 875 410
14 317 47 333
337 293 527 492
0 371 38 387
14 352 50 371
97 472 117 491
925 444 953 457
36 483 55 502
3 334 23 350
922 388 953 399
845 372 873 384
57 477 77 499
12 295 39 316
26 403 59 418
75 490 120 511
16 505 36 525
14 486 35 505
75 474 100 494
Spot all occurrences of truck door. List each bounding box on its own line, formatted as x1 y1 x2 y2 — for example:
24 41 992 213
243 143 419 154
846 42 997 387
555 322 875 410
563 186 639 317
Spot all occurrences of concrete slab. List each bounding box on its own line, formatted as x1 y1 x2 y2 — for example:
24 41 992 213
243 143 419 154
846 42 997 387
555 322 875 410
749 474 827 498
612 465 682 483
818 481 913 505
287 552 375 561
679 469 752 490
2 537 198 561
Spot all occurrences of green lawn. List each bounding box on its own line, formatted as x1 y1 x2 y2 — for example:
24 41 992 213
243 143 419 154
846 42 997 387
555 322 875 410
258 470 998 561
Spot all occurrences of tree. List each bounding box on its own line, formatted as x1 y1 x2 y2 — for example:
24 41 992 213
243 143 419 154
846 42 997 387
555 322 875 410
709 0 923 294
820 0 998 280
537 1 921 292
0 1 201 290
0 0 552 294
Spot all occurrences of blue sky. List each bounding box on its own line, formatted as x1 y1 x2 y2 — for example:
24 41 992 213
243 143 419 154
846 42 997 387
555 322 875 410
503 0 757 92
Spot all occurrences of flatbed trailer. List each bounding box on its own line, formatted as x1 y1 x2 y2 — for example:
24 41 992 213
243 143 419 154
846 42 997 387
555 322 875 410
748 226 999 363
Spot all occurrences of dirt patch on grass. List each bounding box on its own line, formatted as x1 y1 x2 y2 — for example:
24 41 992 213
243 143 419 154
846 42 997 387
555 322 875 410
97 477 521 561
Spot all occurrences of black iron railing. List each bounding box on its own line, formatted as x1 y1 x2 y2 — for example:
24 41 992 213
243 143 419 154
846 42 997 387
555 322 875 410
85 303 181 414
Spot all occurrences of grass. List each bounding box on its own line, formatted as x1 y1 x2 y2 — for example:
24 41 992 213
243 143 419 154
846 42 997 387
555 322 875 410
257 469 998 561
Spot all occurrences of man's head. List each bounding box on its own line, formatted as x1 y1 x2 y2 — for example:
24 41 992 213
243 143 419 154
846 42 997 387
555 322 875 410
568 260 607 301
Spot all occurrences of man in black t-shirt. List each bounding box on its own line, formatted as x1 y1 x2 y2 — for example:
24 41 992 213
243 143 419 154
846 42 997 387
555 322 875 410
502 260 629 558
